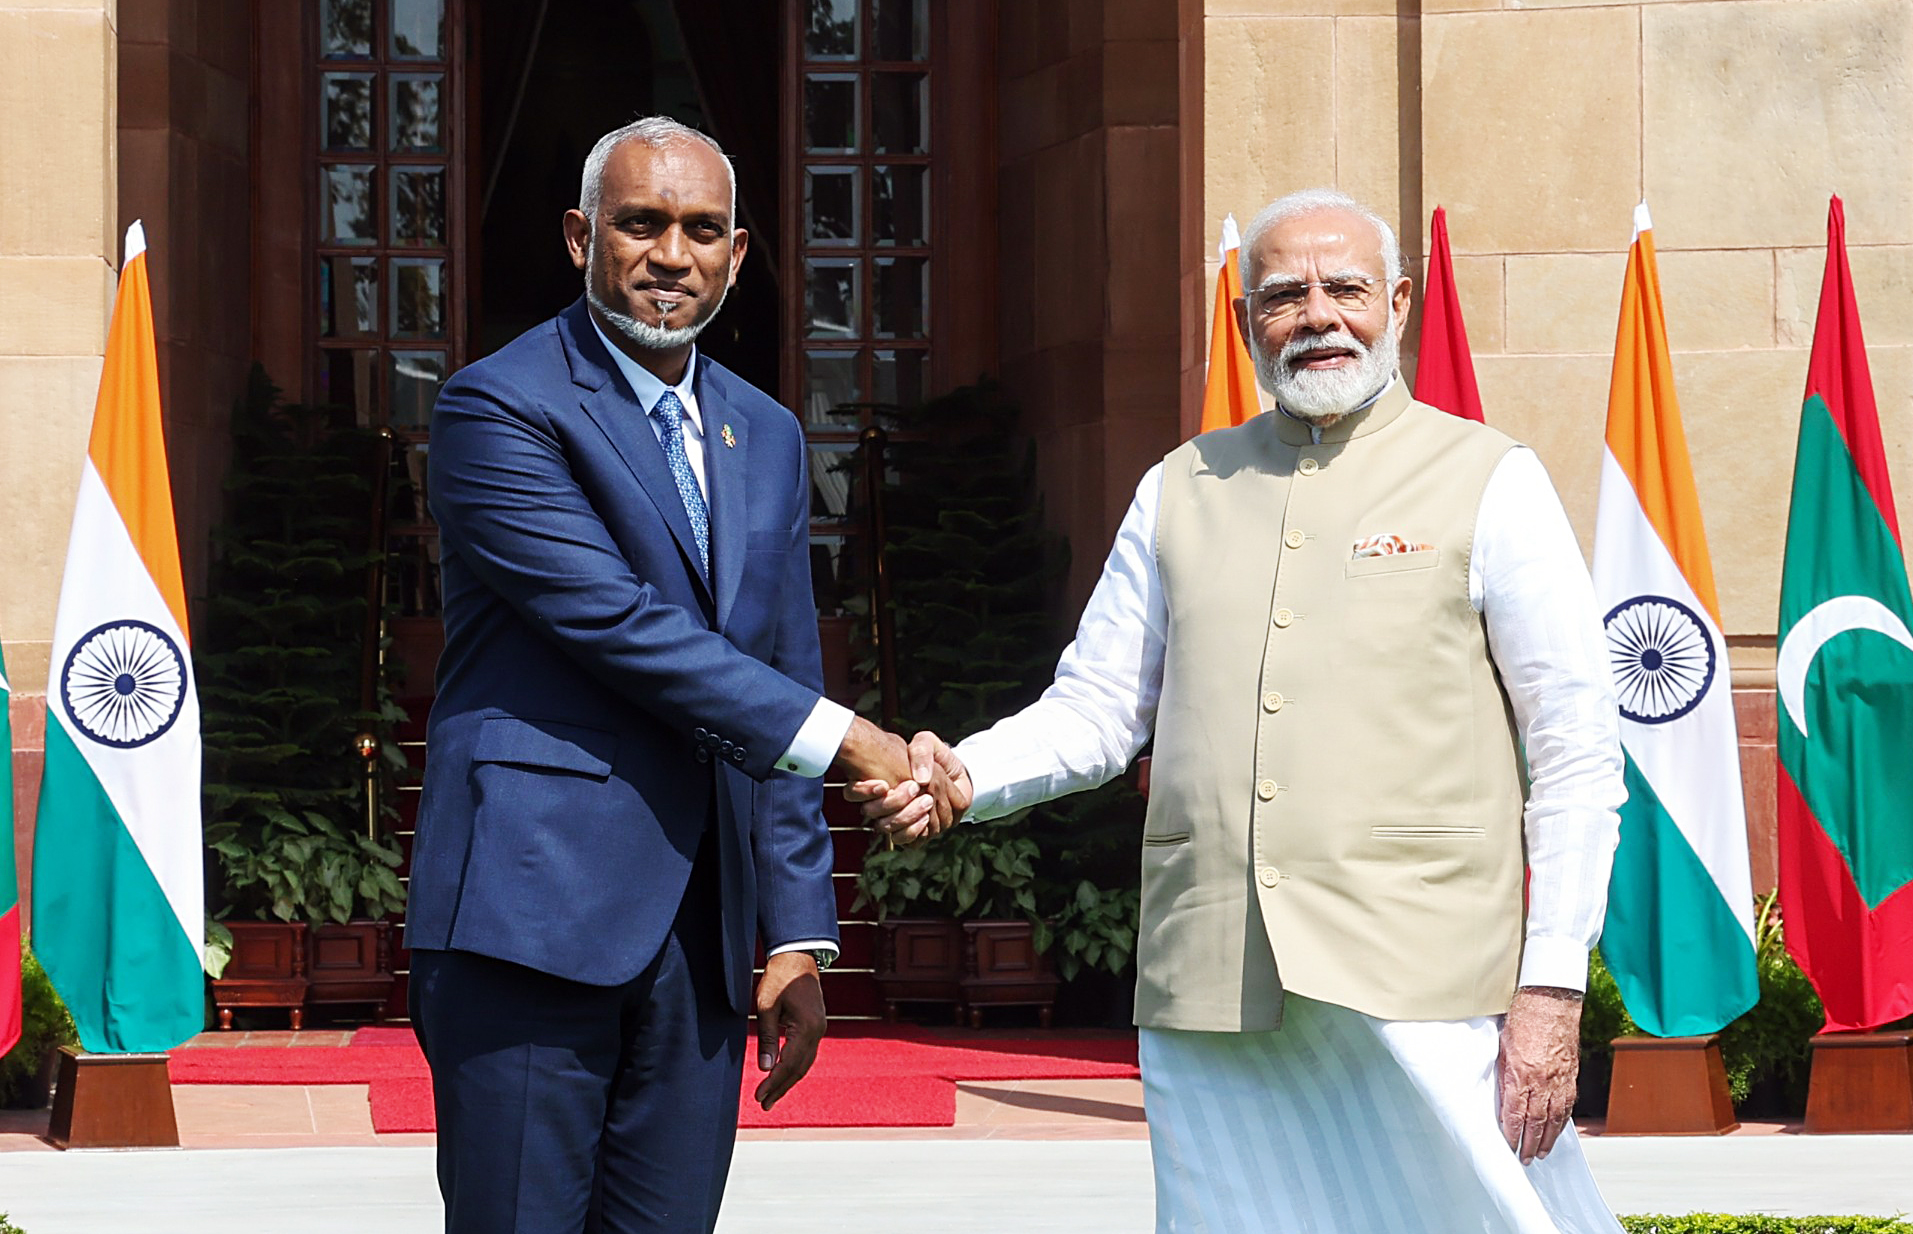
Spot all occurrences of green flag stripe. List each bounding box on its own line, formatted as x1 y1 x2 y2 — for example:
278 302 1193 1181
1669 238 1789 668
1599 753 1759 1037
32 720 202 1053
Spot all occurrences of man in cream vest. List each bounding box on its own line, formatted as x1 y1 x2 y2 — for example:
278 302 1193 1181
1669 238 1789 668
855 189 1628 1233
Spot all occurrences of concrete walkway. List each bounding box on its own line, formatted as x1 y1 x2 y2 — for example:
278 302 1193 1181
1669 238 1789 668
1 1136 1909 1233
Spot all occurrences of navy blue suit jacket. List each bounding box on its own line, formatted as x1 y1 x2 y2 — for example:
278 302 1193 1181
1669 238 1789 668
407 299 839 1015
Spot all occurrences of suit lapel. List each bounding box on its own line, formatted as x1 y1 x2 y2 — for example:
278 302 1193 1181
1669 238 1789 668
560 302 714 606
698 359 751 629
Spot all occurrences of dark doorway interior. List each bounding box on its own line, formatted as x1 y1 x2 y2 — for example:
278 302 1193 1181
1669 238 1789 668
475 0 781 394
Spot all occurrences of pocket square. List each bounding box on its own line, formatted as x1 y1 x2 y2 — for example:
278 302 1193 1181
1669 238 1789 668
1351 533 1435 558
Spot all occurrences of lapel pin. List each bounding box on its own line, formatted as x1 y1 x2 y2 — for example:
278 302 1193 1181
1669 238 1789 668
721 424 737 449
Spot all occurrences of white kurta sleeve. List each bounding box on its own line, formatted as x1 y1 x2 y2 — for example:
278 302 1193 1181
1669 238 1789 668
1470 448 1627 993
956 464 1168 819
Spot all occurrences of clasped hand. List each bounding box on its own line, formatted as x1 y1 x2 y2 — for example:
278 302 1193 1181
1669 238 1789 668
835 725 972 844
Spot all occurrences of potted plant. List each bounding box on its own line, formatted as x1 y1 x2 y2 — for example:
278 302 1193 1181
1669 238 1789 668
0 939 78 1109
199 370 408 1029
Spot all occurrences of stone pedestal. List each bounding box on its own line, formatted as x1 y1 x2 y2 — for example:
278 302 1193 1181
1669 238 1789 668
1805 1031 1913 1133
44 1047 179 1149
1604 1033 1738 1135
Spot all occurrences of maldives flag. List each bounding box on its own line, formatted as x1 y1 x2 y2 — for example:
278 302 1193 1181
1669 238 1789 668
1199 214 1262 434
32 221 205 1053
1413 206 1485 422
1 644 19 1058
1776 196 1913 1033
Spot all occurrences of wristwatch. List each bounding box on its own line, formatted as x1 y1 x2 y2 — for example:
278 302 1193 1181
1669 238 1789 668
807 948 836 972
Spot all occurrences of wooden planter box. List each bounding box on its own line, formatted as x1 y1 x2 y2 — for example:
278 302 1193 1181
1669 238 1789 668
873 918 964 1023
306 920 396 1017
1604 1033 1738 1135
1805 1030 1913 1133
211 921 309 1030
960 919 1060 1029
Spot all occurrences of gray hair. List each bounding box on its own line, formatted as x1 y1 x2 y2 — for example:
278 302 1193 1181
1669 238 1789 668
578 116 737 221
1238 189 1403 287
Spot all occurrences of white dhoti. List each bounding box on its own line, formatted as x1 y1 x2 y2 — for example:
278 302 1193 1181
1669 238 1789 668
1140 995 1622 1234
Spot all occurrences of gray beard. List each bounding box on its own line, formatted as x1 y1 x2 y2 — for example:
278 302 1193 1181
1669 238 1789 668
585 245 726 351
1254 311 1399 423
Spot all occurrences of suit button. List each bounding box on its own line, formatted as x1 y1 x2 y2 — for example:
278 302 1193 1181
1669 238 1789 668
1256 780 1278 801
730 748 746 764
1258 866 1281 887
694 727 710 741
1284 530 1305 549
1272 608 1294 628
695 748 711 764
1298 458 1319 476
1262 691 1284 713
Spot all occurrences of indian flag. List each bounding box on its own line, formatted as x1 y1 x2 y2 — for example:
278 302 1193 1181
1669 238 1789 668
1 644 18 1059
31 221 204 1053
1591 203 1758 1037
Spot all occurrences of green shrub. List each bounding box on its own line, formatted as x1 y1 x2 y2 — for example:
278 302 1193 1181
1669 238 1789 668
0 1211 24 1234
1619 1217 1913 1233
0 938 78 1108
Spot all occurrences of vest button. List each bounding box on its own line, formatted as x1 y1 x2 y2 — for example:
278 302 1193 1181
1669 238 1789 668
1298 458 1320 476
1258 865 1281 887
1256 779 1278 801
1272 608 1294 628
1262 691 1284 713
1284 529 1305 549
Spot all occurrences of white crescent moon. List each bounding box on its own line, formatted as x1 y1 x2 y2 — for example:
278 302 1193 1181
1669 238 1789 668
1776 594 1913 736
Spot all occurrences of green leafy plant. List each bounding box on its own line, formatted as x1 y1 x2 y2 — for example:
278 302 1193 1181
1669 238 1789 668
855 818 1039 923
1619 1218 1913 1233
0 1211 25 1234
0 938 78 1109
198 367 407 927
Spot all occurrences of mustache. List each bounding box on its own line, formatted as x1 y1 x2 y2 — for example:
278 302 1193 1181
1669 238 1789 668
1279 330 1368 366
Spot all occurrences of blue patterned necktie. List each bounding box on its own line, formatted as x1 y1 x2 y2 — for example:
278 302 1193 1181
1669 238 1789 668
650 390 710 578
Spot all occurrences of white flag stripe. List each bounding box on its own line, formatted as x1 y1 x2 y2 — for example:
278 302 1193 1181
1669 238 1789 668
45 460 202 952
1592 450 1755 943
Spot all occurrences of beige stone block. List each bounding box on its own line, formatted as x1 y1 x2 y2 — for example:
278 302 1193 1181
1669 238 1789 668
2 642 51 697
1448 254 1505 355
1471 353 1614 551
1203 17 1335 258
0 357 102 648
1656 248 1777 353
0 257 113 355
1504 252 1627 356
1775 245 1913 349
0 8 115 258
1207 0 1401 15
1643 0 1913 251
1335 16 1416 227
1423 8 1639 254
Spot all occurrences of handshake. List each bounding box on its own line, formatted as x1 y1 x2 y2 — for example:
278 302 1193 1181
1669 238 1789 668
831 717 973 845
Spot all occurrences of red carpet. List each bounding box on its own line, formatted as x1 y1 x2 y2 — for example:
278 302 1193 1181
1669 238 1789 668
169 1025 1138 1133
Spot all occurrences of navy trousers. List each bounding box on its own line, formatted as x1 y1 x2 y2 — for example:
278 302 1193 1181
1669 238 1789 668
411 845 746 1234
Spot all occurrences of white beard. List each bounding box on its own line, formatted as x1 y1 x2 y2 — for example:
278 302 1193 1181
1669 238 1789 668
1254 309 1399 423
585 243 727 351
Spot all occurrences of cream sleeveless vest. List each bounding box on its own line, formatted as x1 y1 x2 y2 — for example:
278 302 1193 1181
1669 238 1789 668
1139 376 1526 1031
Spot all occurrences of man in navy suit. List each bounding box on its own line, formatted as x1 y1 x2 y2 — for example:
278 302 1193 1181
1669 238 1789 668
407 117 952 1234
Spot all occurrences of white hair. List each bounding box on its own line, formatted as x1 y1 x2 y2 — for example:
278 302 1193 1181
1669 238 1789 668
1237 189 1403 288
578 116 737 221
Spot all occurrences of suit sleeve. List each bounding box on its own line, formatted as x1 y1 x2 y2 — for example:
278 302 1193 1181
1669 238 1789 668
428 369 821 781
749 441 841 951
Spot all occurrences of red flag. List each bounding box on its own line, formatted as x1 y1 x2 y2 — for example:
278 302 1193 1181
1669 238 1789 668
1413 207 1484 422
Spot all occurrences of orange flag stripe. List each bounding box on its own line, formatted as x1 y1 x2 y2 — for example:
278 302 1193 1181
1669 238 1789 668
87 241 191 641
1200 241 1262 435
1605 213 1723 625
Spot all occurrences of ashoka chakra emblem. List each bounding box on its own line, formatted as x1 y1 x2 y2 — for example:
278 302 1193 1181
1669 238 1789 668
62 619 187 748
1603 594 1716 726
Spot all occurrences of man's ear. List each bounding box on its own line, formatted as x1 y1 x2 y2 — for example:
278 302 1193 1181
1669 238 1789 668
728 228 750 288
563 210 591 271
1391 277 1413 343
1232 297 1252 350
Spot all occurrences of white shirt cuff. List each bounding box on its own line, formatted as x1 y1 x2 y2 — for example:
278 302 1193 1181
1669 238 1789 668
1518 935 1592 993
776 698 855 777
767 940 838 959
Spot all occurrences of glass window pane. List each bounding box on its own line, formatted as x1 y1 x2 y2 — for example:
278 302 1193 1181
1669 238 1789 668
390 74 444 153
873 256 926 338
321 164 377 245
391 257 446 339
389 0 445 59
321 73 376 152
804 168 859 246
809 533 851 616
389 440 431 528
390 166 447 246
873 349 926 408
873 0 929 61
805 259 860 340
319 347 379 426
804 74 858 154
320 255 378 337
807 444 856 520
320 0 373 58
804 350 862 427
872 166 928 246
388 350 447 428
804 0 858 59
387 531 443 617
872 74 927 154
